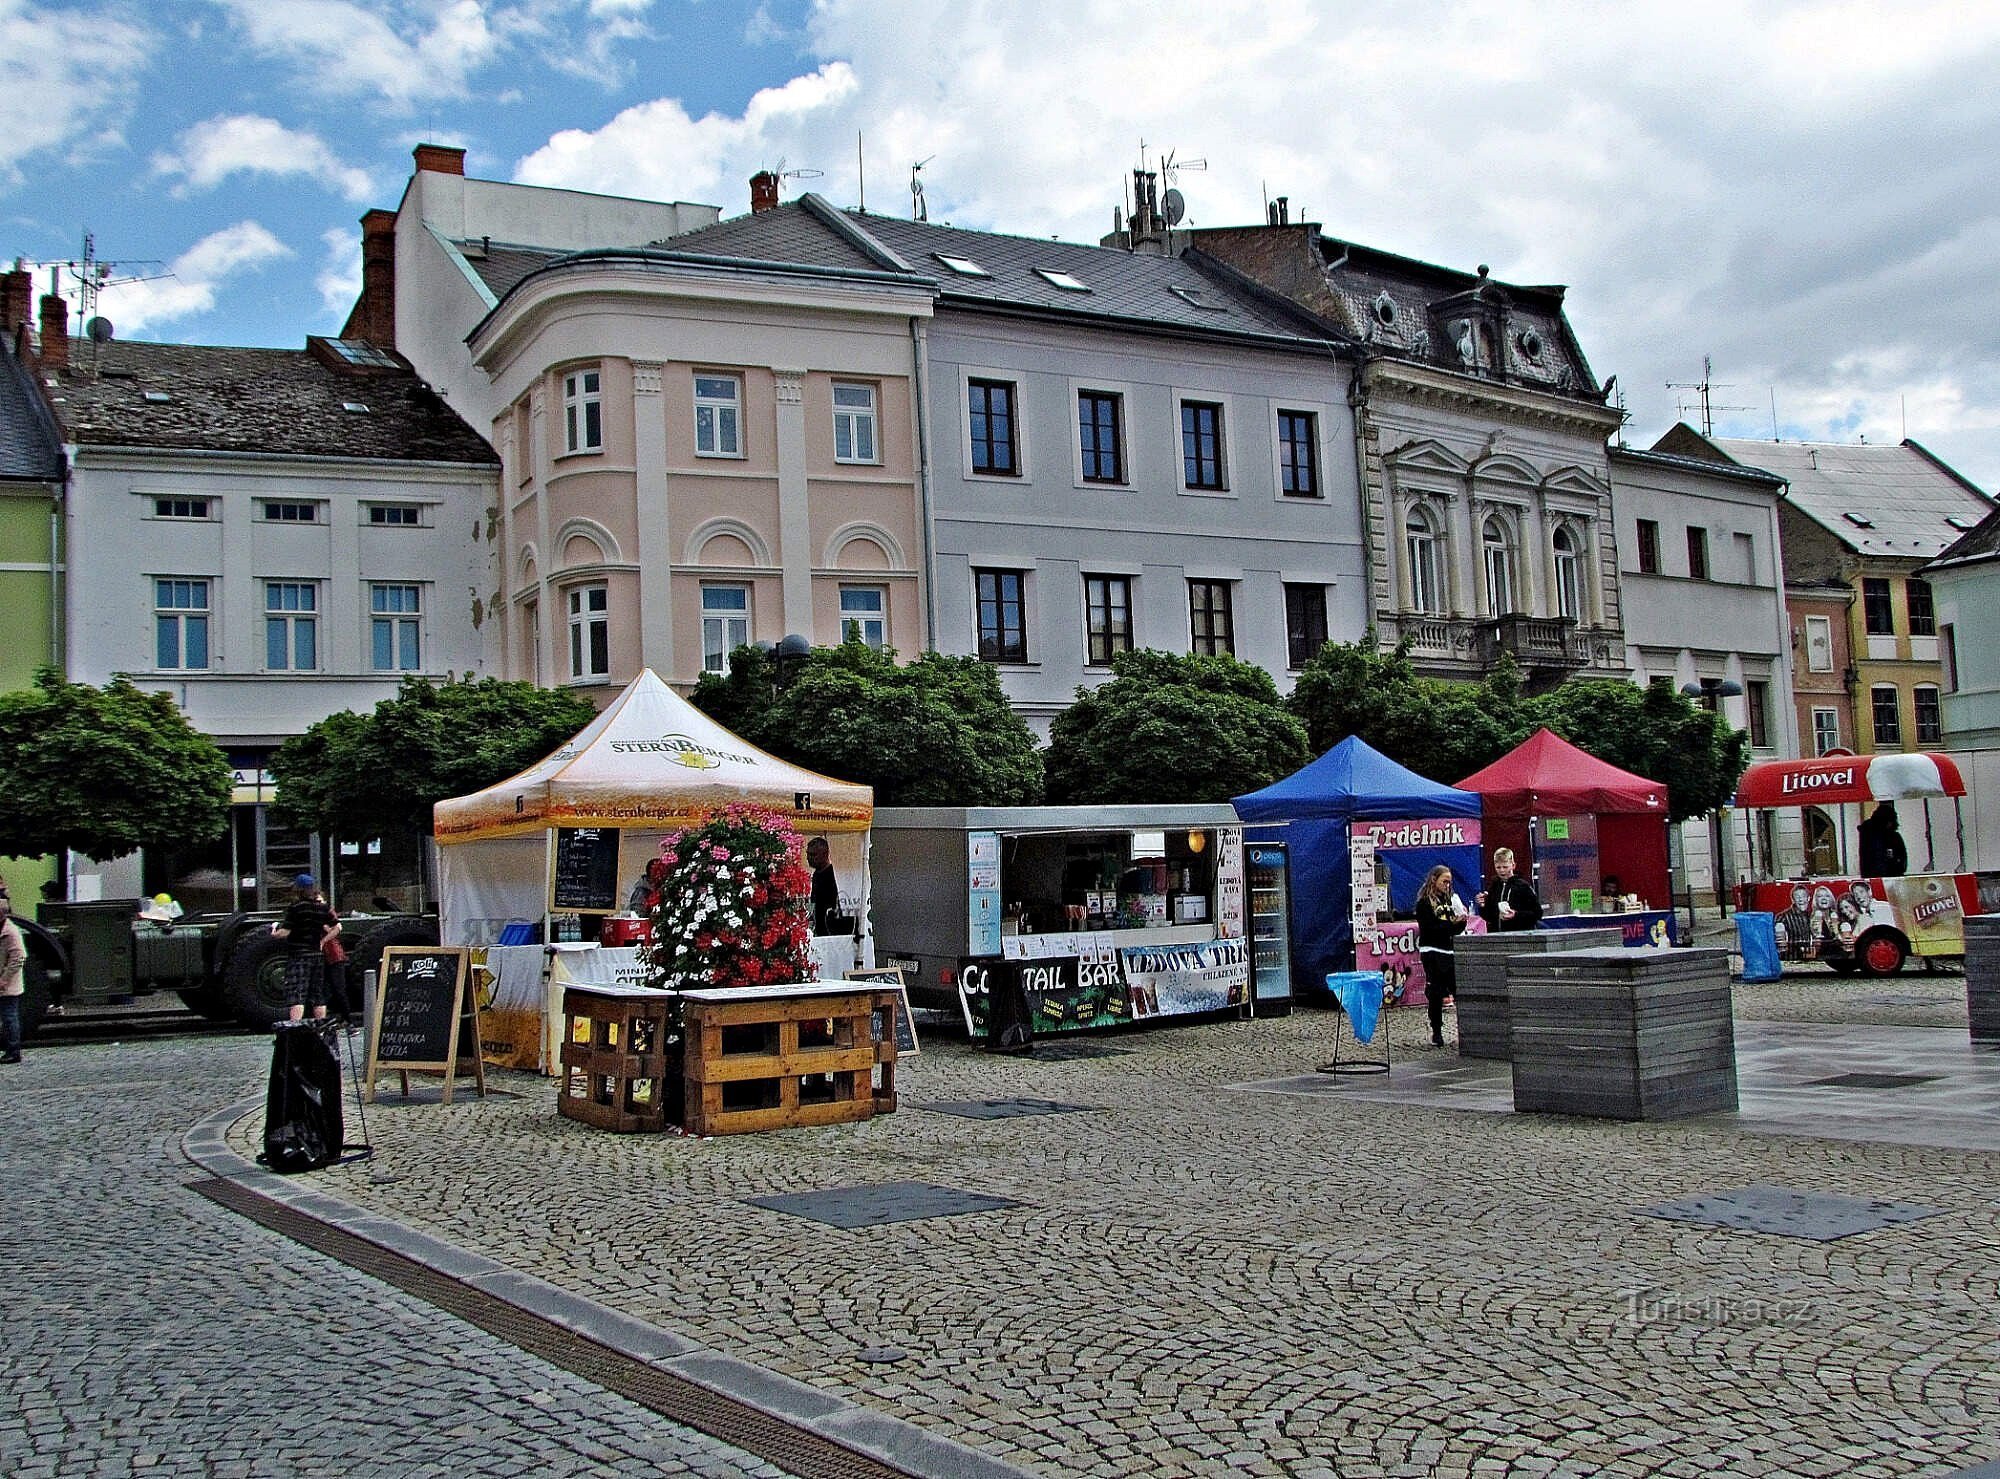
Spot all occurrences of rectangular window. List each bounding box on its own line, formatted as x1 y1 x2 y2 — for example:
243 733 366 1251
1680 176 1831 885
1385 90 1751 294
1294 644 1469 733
264 581 318 672
1812 708 1840 756
974 568 1027 663
1278 410 1320 497
1285 583 1329 669
563 368 602 453
1188 579 1234 656
1084 575 1132 665
1942 623 1958 692
968 379 1017 475
1863 577 1894 635
260 500 318 523
1181 401 1225 489
838 586 888 651
369 584 422 671
1804 614 1834 673
1905 578 1936 637
694 374 741 457
1078 391 1124 483
1636 519 1661 574
700 585 750 674
1685 526 1709 580
152 497 210 519
832 382 878 464
1745 679 1770 749
567 583 609 678
1914 685 1943 745
1871 684 1902 748
367 504 421 526
154 578 210 670
1733 530 1756 582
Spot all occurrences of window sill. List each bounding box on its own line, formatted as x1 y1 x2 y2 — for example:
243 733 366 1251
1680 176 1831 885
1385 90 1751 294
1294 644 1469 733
970 470 1024 480
832 457 884 468
1279 490 1325 501
694 451 747 462
553 448 605 462
564 675 613 688
1180 486 1234 499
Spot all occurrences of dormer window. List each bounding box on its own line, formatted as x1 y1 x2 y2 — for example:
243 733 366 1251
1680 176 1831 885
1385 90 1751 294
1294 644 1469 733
1843 511 1875 529
934 252 990 277
143 391 172 404
1034 268 1090 293
1372 292 1398 327
1517 328 1545 361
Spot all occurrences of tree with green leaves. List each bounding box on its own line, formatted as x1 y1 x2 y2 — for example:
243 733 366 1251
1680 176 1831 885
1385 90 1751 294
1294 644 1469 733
690 637 1043 806
0 667 233 860
1044 649 1310 804
270 676 599 839
1536 678 1748 824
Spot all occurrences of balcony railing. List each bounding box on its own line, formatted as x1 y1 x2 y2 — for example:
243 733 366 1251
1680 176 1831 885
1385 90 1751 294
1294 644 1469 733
1390 612 1619 677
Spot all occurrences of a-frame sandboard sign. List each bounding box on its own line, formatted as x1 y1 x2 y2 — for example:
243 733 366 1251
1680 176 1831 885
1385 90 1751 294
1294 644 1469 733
366 945 487 1104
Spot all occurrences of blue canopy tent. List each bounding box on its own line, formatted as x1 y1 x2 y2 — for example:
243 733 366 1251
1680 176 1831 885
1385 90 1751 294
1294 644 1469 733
1233 737 1483 996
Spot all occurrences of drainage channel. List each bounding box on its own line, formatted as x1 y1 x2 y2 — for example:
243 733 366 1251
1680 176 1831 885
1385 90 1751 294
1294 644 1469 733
189 1176 927 1479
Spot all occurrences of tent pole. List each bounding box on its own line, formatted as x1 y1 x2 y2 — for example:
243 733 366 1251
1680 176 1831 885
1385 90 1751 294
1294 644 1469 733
1922 797 1936 874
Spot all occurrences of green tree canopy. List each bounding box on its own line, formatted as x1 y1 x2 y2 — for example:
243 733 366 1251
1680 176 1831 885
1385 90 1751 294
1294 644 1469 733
0 667 232 860
1287 635 1536 782
270 676 599 838
1536 678 1748 824
689 638 1043 806
1044 649 1310 804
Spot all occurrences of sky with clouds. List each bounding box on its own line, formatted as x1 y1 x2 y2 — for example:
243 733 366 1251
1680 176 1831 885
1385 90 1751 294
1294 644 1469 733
5 0 1998 487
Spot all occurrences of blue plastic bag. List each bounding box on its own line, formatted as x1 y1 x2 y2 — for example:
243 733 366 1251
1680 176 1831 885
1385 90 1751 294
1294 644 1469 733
1325 971 1385 1043
1736 911 1781 982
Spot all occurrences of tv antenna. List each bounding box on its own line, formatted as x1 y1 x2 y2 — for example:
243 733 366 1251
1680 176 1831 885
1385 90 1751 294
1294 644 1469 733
1665 354 1754 436
772 157 823 187
31 231 167 359
910 155 935 222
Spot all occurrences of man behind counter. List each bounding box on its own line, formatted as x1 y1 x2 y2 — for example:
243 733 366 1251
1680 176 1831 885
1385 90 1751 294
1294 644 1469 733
806 836 842 936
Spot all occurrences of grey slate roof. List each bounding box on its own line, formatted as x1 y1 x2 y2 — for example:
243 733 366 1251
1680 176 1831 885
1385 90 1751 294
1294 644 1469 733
1608 443 1785 488
1708 437 1994 559
0 340 63 481
1925 503 2000 570
460 243 563 300
45 338 498 464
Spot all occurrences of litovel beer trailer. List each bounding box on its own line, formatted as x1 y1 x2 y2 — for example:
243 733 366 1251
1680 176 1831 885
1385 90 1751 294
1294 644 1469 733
1732 751 1977 976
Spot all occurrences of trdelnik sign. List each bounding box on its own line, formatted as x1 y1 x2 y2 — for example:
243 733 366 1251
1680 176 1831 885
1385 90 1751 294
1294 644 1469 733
1352 818 1476 850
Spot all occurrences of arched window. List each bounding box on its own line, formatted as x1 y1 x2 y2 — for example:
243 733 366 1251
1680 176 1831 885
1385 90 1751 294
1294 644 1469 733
1405 506 1444 614
1552 523 1582 622
1482 516 1517 618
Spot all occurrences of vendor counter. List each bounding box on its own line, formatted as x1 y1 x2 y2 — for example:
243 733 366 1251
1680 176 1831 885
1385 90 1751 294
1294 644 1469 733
1542 909 1676 948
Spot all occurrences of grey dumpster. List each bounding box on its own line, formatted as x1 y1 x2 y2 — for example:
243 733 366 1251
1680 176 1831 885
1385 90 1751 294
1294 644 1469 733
1507 946 1737 1120
1453 927 1621 1060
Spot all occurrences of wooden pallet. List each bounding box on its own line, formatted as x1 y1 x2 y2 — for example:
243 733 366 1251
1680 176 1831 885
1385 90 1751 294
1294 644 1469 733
557 985 679 1133
681 984 899 1137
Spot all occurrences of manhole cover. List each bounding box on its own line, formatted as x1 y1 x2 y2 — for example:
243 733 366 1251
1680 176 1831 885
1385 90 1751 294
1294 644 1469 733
745 1180 1022 1229
917 1098 1095 1120
1804 1072 1942 1090
1642 1184 1944 1241
1025 1039 1131 1061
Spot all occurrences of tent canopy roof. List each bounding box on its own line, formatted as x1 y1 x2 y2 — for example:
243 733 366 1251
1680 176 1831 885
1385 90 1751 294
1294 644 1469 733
433 669 872 842
1231 735 1481 823
1455 728 1668 818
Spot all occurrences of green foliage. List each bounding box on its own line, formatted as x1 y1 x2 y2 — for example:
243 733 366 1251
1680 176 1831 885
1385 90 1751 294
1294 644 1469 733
1044 649 1310 804
1287 635 1536 782
689 637 1043 806
1537 679 1748 824
270 676 599 838
0 666 232 860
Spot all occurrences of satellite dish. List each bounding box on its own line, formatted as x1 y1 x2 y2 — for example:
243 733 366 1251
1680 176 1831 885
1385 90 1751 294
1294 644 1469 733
86 316 114 342
1162 187 1185 226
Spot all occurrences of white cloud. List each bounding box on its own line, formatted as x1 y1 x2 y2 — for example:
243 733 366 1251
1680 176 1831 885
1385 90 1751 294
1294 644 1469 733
153 114 377 205
0 0 151 185
214 0 499 107
315 227 363 319
97 222 291 333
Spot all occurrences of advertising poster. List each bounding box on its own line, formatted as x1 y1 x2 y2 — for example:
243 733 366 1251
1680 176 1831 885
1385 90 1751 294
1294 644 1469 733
1120 936 1250 1017
1216 827 1246 939
1354 916 1487 1007
968 830 1002 957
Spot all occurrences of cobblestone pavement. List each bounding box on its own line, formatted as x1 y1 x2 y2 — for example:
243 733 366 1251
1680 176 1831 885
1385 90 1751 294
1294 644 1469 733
273 975 2000 1479
0 1037 794 1479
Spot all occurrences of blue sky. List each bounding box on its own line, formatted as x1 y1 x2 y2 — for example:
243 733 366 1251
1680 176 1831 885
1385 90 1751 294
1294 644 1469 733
7 0 2000 489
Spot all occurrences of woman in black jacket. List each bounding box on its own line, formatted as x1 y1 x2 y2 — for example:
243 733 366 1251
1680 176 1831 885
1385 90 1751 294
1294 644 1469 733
1414 864 1468 1047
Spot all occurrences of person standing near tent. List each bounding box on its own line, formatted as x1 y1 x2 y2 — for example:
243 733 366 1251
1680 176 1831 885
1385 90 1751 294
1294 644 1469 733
1858 803 1907 877
271 873 337 1024
1476 848 1543 932
1 885 26 1064
807 837 842 935
1414 864 1468 1048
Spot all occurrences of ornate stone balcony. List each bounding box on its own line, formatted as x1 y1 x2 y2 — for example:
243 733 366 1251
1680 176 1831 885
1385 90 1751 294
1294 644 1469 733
1390 612 1623 688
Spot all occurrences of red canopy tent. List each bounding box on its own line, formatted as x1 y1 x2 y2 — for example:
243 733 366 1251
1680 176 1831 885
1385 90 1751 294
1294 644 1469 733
1456 728 1673 911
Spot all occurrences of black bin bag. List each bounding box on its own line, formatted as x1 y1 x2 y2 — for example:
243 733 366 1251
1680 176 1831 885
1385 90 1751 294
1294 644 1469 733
261 1023 345 1173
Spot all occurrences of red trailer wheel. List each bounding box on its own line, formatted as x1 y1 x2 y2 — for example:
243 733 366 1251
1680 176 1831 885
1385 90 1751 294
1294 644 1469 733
1857 930 1907 978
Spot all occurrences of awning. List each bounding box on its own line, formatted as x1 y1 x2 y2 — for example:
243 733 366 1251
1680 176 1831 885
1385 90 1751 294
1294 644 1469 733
1733 752 1966 809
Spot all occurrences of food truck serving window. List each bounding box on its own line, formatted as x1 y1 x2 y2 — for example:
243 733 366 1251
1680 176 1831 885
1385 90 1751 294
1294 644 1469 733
1000 828 1217 936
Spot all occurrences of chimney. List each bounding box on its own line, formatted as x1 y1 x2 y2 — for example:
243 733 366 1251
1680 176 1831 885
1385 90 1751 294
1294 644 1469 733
749 170 780 213
39 293 68 372
341 209 399 349
1 267 30 336
412 143 466 176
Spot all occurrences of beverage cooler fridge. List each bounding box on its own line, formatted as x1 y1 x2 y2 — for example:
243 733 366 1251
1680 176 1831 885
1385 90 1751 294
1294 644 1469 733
1246 841 1294 1014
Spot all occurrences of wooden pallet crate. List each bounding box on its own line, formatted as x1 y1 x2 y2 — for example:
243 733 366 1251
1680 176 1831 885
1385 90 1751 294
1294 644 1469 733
557 984 680 1133
680 983 899 1137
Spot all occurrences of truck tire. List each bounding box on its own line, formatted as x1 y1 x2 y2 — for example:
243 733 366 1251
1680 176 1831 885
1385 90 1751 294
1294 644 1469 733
220 933 295 1029
209 911 263 979
177 984 239 1022
347 916 440 990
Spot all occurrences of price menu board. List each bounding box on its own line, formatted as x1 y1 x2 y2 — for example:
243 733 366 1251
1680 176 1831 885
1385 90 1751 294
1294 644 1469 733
551 827 621 913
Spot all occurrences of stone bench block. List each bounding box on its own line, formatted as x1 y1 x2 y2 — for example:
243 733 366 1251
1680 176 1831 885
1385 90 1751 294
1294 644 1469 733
1968 914 2000 1045
1452 927 1622 1060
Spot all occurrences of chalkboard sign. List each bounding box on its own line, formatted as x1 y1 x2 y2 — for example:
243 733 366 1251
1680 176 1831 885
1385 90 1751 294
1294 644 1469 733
366 946 486 1104
551 827 621 913
847 968 920 1057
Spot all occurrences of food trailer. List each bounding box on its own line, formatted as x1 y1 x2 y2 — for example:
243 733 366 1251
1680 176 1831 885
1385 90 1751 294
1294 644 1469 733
1732 751 1978 975
869 806 1251 1036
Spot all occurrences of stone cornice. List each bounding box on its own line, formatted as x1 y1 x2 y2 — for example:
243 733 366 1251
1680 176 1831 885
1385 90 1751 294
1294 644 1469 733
1364 358 1623 438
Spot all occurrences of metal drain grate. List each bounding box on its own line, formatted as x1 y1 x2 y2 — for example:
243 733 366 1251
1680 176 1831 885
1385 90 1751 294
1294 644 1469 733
1804 1072 1942 1090
745 1181 1021 1229
190 1177 919 1479
916 1098 1095 1120
1641 1184 1945 1241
